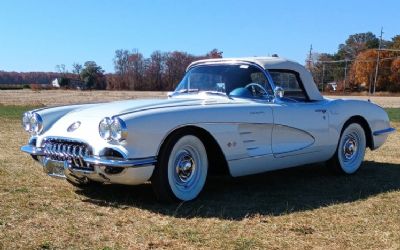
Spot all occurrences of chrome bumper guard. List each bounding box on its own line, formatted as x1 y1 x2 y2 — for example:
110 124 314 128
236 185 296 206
373 127 396 136
21 144 157 179
21 144 46 156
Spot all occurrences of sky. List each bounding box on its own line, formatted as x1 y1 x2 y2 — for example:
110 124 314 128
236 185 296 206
0 0 399 73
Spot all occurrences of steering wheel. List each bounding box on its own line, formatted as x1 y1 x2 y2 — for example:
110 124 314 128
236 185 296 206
244 83 268 97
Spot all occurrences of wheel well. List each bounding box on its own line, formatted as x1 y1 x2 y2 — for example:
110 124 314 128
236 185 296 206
158 126 230 176
342 116 373 149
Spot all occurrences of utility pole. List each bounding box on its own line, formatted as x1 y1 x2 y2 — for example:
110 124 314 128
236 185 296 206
373 27 383 94
343 59 348 93
321 64 325 93
307 44 313 70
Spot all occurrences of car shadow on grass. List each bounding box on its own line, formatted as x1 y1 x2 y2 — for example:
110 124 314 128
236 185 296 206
76 160 400 220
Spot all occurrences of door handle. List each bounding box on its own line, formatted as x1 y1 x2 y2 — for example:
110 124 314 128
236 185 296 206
315 109 327 114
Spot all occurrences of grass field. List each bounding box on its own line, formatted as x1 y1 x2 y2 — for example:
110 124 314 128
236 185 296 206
0 89 400 108
0 104 399 249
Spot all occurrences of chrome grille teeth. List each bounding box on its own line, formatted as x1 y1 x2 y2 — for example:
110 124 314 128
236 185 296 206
67 145 72 158
72 145 79 166
56 144 62 157
73 146 78 156
84 148 89 157
51 144 56 155
62 144 67 158
78 146 84 167
41 139 92 170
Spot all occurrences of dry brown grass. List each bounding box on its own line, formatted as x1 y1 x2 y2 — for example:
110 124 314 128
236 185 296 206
328 95 400 108
0 115 399 249
0 89 167 107
0 89 400 108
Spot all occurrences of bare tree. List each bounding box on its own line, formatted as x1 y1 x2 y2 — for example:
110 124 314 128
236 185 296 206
72 63 83 77
55 64 67 75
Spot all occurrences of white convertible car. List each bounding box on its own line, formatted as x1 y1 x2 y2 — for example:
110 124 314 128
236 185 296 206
21 57 395 202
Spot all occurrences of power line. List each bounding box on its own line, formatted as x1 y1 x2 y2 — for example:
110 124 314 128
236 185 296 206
377 48 400 52
318 56 400 64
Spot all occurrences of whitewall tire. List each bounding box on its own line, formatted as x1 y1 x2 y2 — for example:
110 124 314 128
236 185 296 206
152 132 208 202
328 123 366 174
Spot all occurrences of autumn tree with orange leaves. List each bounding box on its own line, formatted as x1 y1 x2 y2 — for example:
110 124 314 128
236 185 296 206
311 32 400 92
390 58 400 89
350 49 400 91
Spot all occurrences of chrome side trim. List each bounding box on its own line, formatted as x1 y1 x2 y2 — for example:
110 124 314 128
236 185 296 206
373 127 396 136
21 145 45 156
83 156 157 168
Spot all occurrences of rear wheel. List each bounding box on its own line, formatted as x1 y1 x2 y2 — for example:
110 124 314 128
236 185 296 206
328 123 366 174
152 133 208 202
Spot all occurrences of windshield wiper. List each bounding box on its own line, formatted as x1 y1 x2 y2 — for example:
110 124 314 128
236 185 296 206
171 89 232 100
201 91 233 99
176 88 199 93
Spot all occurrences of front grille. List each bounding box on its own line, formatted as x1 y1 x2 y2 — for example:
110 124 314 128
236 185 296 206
42 138 93 170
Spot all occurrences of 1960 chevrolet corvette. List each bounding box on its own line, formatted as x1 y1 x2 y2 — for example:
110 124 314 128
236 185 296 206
21 57 395 201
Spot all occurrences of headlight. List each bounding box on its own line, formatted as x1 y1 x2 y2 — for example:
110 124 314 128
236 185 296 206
22 112 43 135
22 112 31 132
110 117 128 141
99 117 112 140
99 117 127 142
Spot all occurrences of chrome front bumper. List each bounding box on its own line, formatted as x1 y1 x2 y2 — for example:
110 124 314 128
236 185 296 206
21 144 156 168
21 144 157 184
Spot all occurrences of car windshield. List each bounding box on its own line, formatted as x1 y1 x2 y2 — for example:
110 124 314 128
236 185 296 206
174 64 273 98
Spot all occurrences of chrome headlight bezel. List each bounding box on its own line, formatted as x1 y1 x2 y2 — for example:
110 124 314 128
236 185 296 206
99 117 128 142
99 117 112 140
110 117 128 141
22 112 43 135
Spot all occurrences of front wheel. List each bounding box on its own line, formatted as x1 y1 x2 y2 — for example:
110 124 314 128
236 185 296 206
152 133 208 202
328 123 366 174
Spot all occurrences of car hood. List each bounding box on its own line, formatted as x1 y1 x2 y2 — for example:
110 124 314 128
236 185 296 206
39 96 239 142
65 98 205 118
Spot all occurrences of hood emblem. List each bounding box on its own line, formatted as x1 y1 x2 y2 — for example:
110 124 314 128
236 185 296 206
67 121 81 132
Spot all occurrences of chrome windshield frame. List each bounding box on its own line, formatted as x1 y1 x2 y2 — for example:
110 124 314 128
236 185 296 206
172 61 276 101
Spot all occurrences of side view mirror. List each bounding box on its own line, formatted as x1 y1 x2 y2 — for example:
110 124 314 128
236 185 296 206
274 86 284 98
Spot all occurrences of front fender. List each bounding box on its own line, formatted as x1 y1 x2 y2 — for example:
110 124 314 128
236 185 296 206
119 103 273 159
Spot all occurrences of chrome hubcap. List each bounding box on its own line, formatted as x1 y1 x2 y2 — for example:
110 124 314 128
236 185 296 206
175 150 196 184
343 134 358 160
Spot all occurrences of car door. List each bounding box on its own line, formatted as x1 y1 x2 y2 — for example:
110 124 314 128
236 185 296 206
269 70 330 160
272 101 329 157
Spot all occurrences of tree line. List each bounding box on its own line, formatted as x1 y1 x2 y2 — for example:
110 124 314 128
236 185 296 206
0 71 64 85
0 49 223 91
107 49 222 90
308 32 400 92
2 34 399 92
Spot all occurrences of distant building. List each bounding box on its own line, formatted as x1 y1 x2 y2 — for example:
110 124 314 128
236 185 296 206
51 78 86 89
327 82 337 92
51 78 60 88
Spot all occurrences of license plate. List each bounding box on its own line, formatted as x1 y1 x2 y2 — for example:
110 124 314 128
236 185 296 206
43 159 66 178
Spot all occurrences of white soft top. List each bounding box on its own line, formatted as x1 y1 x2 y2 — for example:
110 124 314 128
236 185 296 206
188 57 323 101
